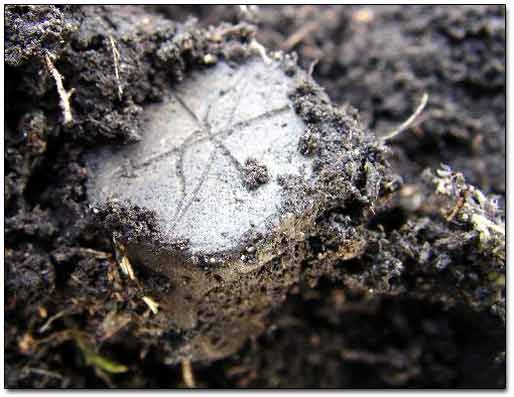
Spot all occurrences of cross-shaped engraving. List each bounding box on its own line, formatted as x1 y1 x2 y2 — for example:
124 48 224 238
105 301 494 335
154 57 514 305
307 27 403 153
112 70 291 224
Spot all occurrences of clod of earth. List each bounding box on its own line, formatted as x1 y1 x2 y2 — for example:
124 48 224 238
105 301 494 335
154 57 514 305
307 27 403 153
86 58 317 361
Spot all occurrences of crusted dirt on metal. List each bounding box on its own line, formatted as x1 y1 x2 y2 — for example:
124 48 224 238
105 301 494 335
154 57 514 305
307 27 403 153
86 60 311 254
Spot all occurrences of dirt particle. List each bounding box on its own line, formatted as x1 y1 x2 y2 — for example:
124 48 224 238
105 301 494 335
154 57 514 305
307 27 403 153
241 158 270 190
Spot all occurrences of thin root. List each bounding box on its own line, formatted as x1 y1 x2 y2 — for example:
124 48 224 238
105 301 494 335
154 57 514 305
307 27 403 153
446 196 464 221
381 93 429 143
142 296 159 314
44 53 75 125
281 11 334 51
281 20 319 51
181 359 196 388
308 58 319 76
113 236 136 280
26 367 64 380
120 255 136 280
77 247 112 259
38 309 71 334
108 35 123 101
249 39 271 64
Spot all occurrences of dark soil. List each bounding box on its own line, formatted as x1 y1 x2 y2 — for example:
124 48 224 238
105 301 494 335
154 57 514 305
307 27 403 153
4 5 505 388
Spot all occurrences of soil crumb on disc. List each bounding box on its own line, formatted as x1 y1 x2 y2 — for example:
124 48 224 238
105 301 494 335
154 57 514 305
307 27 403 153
241 158 270 190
